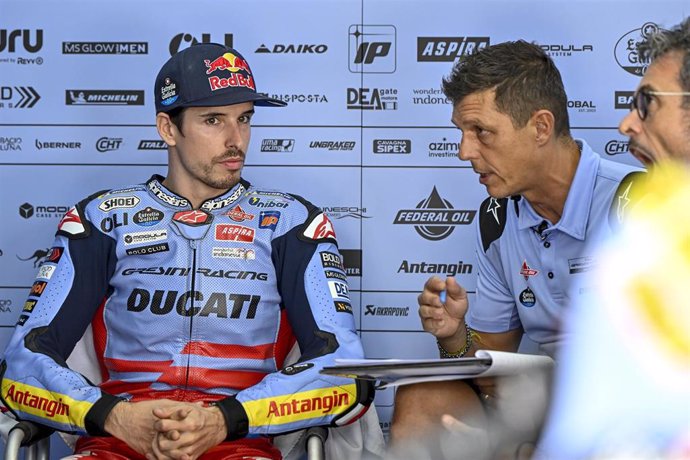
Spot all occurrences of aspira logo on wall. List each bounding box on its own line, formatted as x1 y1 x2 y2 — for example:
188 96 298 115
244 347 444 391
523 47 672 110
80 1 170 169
65 90 144 106
62 42 148 54
417 36 489 62
393 186 476 241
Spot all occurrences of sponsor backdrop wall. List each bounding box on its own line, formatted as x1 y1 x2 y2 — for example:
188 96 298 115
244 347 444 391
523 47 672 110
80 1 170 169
1 0 688 446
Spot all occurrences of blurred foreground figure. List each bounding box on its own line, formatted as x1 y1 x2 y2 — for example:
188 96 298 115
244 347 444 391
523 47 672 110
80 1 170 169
537 163 690 459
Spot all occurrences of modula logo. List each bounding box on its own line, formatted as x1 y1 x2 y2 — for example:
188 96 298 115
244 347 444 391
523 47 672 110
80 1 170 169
393 187 476 241
615 22 668 76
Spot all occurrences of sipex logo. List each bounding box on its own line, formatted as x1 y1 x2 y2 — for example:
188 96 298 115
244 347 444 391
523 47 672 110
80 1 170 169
539 43 593 57
348 24 396 74
96 137 123 152
261 139 294 152
62 42 148 54
417 36 489 62
373 139 411 154
615 22 667 76
0 29 43 53
615 91 634 109
0 136 22 151
347 87 398 110
255 43 327 54
66 90 144 106
169 33 233 55
428 138 458 158
393 187 476 241
0 86 40 108
138 140 167 150
605 139 629 156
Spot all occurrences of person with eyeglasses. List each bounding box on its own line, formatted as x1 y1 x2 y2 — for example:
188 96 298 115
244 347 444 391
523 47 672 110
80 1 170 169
389 40 643 459
619 17 690 166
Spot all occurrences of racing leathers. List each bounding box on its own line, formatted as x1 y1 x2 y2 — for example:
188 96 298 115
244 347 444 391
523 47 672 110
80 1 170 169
0 175 373 441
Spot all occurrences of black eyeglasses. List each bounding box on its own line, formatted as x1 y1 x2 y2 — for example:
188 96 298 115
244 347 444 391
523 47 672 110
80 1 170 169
630 88 690 120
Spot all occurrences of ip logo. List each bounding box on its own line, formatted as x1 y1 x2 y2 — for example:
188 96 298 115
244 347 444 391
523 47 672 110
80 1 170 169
348 25 396 74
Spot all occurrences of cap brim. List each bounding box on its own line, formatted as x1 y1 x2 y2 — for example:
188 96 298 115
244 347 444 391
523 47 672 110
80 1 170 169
170 89 286 110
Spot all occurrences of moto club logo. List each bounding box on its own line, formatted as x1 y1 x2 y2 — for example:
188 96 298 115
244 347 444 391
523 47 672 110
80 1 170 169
393 187 476 241
348 24 396 73
169 33 233 56
615 22 667 76
417 36 489 62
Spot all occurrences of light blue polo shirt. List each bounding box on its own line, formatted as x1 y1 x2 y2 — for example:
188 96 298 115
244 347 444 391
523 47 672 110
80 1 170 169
466 140 640 357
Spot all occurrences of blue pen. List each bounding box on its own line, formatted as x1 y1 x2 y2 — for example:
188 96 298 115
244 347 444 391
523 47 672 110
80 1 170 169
439 290 447 303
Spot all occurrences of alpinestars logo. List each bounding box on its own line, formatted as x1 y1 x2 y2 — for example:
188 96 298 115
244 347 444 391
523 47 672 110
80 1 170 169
417 36 490 62
393 187 476 241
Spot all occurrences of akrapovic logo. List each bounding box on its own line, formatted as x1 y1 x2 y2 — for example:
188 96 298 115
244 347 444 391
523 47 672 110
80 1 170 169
62 42 148 54
417 36 490 62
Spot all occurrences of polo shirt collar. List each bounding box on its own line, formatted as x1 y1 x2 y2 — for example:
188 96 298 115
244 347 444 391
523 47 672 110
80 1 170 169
516 139 599 240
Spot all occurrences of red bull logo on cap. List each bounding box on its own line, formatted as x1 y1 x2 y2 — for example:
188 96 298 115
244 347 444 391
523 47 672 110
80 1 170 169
204 52 256 92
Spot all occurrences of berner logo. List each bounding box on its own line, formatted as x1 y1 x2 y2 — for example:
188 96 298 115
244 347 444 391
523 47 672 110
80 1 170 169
256 43 327 54
615 22 668 76
374 139 411 154
417 36 489 62
393 187 476 241
62 42 148 54
605 140 629 156
65 90 144 106
615 91 634 109
138 140 167 150
261 139 294 152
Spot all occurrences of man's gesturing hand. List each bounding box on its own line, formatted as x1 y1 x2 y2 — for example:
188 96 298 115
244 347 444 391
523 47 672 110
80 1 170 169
418 276 469 340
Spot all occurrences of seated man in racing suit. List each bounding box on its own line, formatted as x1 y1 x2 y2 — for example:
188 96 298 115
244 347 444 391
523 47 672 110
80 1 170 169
0 43 374 460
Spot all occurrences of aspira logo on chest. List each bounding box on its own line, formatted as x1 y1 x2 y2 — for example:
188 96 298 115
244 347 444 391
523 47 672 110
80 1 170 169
127 288 261 318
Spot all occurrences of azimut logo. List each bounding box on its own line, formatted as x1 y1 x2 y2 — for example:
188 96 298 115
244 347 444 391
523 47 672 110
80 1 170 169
393 187 476 241
417 36 489 62
615 22 667 76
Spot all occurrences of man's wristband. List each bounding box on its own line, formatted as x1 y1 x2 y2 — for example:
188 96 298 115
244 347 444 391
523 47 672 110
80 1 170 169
437 324 473 358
